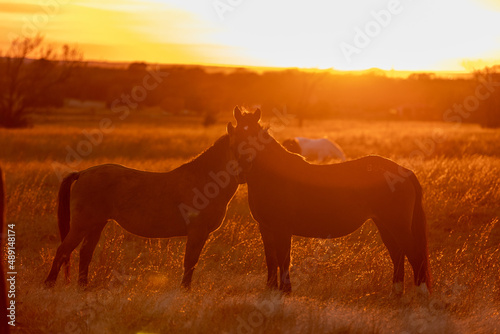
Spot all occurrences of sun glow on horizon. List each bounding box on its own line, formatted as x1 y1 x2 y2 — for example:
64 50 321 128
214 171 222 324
0 0 499 72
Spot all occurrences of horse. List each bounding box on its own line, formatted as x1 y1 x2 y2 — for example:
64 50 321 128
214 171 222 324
45 134 241 288
282 137 346 162
0 167 10 334
226 107 431 296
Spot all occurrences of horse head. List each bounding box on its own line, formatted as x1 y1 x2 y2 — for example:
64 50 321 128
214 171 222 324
227 106 270 181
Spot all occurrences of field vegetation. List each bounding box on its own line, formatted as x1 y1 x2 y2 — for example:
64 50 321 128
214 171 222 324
1 110 499 333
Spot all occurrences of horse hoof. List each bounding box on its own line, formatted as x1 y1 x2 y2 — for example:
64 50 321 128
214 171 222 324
78 279 88 287
280 285 292 295
181 282 192 291
391 282 404 297
417 283 430 297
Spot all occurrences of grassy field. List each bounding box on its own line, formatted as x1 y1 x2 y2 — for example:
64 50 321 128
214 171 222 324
1 110 499 333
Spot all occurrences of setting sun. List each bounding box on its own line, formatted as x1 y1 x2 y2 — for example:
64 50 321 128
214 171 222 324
1 0 499 71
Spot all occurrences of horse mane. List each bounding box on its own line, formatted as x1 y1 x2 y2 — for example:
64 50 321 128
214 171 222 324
184 134 230 168
262 129 307 164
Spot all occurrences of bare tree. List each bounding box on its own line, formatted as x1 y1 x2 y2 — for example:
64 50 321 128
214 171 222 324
0 35 83 128
474 66 500 128
295 70 329 127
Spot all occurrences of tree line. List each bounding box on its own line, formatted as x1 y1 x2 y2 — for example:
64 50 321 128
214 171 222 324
1 37 499 128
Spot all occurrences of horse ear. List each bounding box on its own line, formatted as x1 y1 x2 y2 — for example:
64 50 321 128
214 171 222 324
227 122 234 135
253 108 261 122
233 106 242 121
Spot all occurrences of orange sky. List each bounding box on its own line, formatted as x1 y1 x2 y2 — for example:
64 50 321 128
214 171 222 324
1 0 500 71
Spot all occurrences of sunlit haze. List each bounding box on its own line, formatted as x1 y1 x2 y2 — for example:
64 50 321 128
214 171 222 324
1 0 500 71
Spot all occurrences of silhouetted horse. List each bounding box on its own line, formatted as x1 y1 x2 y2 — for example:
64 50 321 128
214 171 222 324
227 107 431 296
283 137 346 162
1 168 9 333
45 135 240 288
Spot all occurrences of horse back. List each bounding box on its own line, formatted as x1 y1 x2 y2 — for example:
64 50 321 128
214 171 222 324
258 155 412 191
69 164 192 237
247 155 417 237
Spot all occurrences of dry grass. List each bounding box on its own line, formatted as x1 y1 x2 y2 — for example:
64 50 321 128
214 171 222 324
1 113 499 333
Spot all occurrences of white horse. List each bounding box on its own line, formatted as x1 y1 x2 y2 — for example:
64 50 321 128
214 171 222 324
282 137 346 163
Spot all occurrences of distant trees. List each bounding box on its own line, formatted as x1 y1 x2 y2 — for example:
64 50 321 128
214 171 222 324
202 111 217 127
474 66 500 128
408 73 436 81
57 65 480 123
0 35 83 128
1 39 496 128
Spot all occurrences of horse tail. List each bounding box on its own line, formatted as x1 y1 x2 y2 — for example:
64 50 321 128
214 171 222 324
409 172 432 293
58 172 80 281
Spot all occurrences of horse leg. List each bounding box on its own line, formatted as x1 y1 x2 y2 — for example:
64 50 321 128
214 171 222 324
259 225 279 290
181 228 208 289
376 224 405 296
390 226 429 295
275 235 292 294
405 245 429 294
45 228 86 287
78 226 105 286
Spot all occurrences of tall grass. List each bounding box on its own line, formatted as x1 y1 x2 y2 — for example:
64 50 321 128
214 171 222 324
1 115 499 333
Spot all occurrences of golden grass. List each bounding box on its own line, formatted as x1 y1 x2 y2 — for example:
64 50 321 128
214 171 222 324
1 115 499 333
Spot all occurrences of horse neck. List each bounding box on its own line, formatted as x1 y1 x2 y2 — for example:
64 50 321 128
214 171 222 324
187 135 235 179
253 135 307 176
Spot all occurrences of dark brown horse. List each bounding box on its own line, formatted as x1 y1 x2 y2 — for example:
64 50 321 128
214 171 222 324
1 167 9 333
45 134 240 288
227 107 431 296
